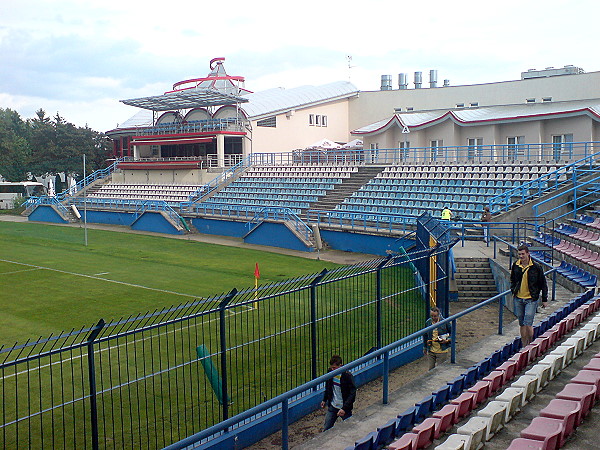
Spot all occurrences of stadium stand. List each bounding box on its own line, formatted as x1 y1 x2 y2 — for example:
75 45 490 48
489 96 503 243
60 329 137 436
338 289 600 450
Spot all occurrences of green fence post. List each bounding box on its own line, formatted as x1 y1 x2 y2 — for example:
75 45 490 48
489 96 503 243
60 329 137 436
219 288 238 422
86 319 105 450
376 256 392 350
310 269 328 382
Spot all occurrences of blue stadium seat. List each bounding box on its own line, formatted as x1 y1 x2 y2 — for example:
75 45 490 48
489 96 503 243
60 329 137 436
414 394 435 422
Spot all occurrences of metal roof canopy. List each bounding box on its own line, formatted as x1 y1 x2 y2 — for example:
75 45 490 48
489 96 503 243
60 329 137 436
121 89 248 111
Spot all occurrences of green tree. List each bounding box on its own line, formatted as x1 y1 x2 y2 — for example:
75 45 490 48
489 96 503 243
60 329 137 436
0 108 32 181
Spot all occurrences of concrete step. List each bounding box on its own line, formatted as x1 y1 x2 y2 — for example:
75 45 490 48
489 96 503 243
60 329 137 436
455 279 496 287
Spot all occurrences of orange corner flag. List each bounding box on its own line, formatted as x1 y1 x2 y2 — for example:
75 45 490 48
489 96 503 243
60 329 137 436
254 262 260 280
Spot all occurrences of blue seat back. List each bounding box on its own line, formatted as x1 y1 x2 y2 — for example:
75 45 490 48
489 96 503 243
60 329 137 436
375 419 398 447
446 375 465 399
414 394 434 421
462 366 479 388
397 406 416 433
432 384 451 409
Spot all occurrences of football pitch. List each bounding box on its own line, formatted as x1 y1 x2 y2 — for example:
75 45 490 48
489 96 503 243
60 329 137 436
0 220 342 346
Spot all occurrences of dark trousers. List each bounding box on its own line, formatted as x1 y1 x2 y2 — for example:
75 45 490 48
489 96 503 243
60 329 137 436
323 405 352 431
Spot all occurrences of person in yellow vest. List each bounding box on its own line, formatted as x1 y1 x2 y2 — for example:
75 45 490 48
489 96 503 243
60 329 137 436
441 206 452 221
423 307 452 370
510 244 548 346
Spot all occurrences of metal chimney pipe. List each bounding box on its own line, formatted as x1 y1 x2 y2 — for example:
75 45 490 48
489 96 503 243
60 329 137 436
429 69 438 88
380 74 392 91
414 71 422 89
398 73 408 90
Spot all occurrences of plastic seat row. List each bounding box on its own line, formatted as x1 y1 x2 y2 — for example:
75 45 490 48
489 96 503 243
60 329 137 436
345 291 598 450
556 261 598 289
507 314 600 448
554 224 600 244
373 177 522 188
435 292 600 450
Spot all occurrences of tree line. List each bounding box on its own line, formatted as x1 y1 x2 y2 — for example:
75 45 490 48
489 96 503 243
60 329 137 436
0 107 111 182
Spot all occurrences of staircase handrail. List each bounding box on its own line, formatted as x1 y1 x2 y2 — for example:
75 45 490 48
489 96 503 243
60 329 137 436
22 158 124 212
187 154 253 203
532 172 600 223
245 207 313 242
23 195 71 217
488 149 600 213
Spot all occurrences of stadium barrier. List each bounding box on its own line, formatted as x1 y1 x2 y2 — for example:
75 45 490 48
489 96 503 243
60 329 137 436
0 245 447 449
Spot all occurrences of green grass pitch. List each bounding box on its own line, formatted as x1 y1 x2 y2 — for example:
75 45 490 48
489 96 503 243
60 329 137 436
0 221 342 346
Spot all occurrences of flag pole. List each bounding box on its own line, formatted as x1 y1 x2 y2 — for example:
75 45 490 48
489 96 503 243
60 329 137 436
253 262 260 309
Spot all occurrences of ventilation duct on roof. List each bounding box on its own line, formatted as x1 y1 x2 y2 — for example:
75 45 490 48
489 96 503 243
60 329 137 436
414 71 422 89
398 73 408 90
429 70 438 88
380 75 393 91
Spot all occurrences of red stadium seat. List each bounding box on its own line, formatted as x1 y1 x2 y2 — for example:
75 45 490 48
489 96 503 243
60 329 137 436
570 369 600 399
450 392 477 419
506 437 545 449
520 416 563 450
556 382 596 417
539 399 581 443
388 432 417 450
482 370 505 393
467 380 492 405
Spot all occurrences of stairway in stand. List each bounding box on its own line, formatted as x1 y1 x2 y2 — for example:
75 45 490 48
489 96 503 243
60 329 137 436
304 165 384 216
454 257 499 302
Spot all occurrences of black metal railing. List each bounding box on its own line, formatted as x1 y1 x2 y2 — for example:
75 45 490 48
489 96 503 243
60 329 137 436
0 247 442 449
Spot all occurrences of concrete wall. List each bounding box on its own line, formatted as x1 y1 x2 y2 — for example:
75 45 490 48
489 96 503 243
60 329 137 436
131 211 184 235
349 71 600 131
111 169 221 185
361 113 600 154
251 98 352 153
28 205 68 224
320 229 414 255
244 222 312 252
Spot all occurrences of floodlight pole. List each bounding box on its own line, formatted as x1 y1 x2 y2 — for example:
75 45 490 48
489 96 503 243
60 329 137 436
83 154 88 246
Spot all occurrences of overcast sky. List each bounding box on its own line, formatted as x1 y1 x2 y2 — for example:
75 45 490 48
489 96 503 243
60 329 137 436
1 0 598 131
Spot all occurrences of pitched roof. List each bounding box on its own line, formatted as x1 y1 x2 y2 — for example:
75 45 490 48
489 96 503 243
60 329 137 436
352 99 600 135
110 81 359 133
240 81 358 119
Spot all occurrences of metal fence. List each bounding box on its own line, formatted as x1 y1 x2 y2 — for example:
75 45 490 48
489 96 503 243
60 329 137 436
0 247 442 449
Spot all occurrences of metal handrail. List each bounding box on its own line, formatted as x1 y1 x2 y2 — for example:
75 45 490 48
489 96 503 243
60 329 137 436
166 254 556 449
185 155 253 204
488 149 600 213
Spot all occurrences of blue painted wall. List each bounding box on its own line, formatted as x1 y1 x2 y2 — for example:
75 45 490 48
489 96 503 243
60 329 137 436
191 217 247 238
320 229 414 255
28 206 68 224
131 212 184 235
244 222 311 252
84 210 135 226
198 341 423 449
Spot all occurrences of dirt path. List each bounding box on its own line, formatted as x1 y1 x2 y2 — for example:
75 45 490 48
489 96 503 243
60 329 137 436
249 302 515 449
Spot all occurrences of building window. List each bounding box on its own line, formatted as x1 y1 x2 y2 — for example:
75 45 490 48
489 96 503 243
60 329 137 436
257 116 276 127
543 97 552 102
470 102 479 107
406 107 414 111
526 98 536 103
321 115 328 127
507 136 525 159
552 134 573 160
309 114 315 126
467 138 483 160
456 103 465 108
370 143 379 149
430 139 443 160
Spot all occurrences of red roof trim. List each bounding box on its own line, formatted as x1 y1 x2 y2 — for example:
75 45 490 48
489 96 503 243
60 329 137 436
118 161 204 170
351 115 405 135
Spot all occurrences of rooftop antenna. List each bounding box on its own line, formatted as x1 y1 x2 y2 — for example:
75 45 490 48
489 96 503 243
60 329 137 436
346 55 355 81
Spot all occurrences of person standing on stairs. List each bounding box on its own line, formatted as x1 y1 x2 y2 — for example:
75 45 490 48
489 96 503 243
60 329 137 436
510 244 548 346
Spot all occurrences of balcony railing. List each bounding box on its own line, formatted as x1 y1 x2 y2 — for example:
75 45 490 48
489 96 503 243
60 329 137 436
138 118 245 136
